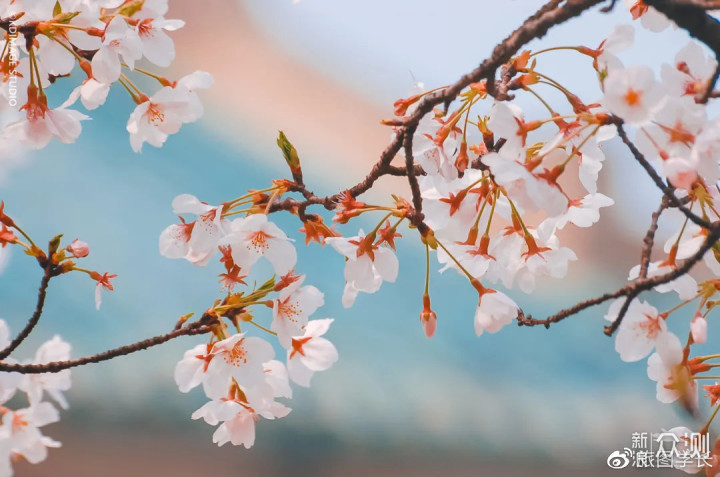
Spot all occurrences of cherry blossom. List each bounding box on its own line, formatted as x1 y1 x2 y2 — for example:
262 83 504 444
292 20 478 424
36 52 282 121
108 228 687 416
35 36 75 77
691 314 707 344
91 16 142 84
622 0 672 32
419 170 484 231
420 295 437 338
192 400 257 448
136 16 185 67
541 193 614 232
18 336 72 409
174 343 212 394
67 79 111 111
0 402 61 466
159 194 226 266
203 334 275 398
635 97 705 163
487 102 532 159
192 394 290 449
65 239 89 258
474 288 518 336
605 298 669 362
192 370 291 449
271 278 324 348
514 232 577 294
5 87 89 149
90 271 117 310
0 320 21 404
326 231 399 308
7 0 720 469
262 360 293 400
286 319 338 387
411 116 459 180
661 41 718 99
126 71 213 152
647 332 696 404
594 24 635 73
603 65 663 125
483 151 568 218
221 214 297 276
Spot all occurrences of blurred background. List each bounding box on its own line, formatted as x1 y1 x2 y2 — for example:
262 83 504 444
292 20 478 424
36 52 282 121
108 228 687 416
0 0 714 475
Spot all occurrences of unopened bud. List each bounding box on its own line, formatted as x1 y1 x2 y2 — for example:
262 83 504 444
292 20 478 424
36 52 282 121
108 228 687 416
277 131 302 174
420 294 437 338
66 238 89 258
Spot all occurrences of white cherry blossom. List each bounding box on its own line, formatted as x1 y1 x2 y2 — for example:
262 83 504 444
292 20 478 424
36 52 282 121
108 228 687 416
286 319 338 387
5 89 89 149
595 24 634 73
203 334 275 398
126 71 213 152
272 278 324 348
661 41 717 99
326 231 399 308
603 65 663 125
91 16 142 84
18 336 71 409
605 298 668 362
647 332 696 404
159 194 226 266
0 402 61 466
221 213 297 276
136 17 185 67
474 289 518 336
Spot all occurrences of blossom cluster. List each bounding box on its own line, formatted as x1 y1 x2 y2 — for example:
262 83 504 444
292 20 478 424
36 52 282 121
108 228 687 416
0 0 211 152
161 193 338 448
389 2 720 473
155 2 720 463
0 320 71 475
3 0 720 474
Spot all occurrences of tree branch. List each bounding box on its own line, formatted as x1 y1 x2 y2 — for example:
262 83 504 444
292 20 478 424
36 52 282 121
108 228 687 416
518 221 720 332
0 323 212 374
639 197 669 278
0 264 53 360
614 121 712 229
269 0 606 218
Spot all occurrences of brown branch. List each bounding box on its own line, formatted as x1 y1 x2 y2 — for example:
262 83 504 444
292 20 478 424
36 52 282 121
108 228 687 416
0 323 212 374
639 197 669 278
518 221 720 331
403 122 424 223
517 120 719 333
269 0 606 219
0 264 53 360
614 121 712 229
699 63 720 103
652 0 720 8
646 1 720 63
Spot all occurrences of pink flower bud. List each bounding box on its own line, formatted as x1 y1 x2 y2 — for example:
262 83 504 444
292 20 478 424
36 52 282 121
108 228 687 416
420 295 437 338
66 239 89 258
691 314 707 344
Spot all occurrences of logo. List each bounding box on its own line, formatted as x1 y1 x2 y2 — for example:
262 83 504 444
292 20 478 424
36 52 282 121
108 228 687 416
607 449 632 469
607 431 712 470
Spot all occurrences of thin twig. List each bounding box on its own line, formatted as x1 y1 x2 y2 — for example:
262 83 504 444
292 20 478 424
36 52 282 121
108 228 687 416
614 121 712 229
639 197 669 278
